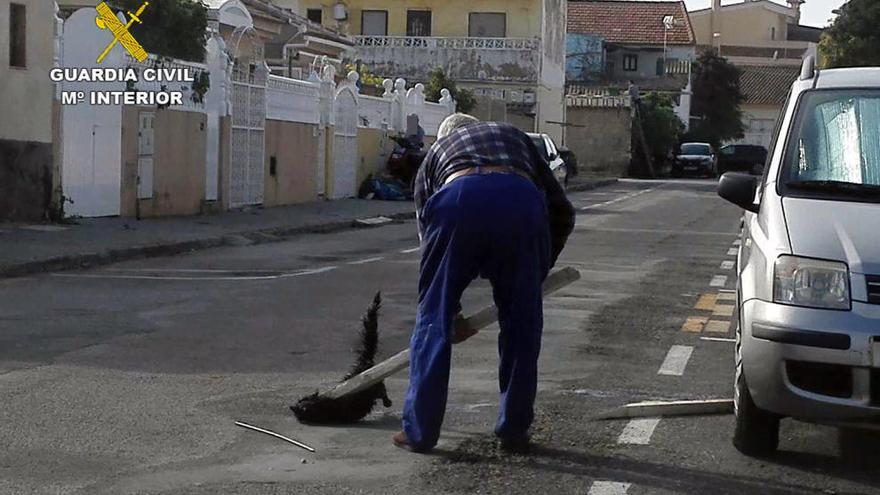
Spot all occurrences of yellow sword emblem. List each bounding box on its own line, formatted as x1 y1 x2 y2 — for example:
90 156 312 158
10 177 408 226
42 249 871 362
95 1 149 63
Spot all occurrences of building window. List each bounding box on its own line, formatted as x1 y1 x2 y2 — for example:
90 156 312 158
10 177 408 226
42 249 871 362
306 8 323 24
361 10 388 36
407 10 432 37
623 54 638 72
770 26 776 40
468 13 506 38
9 3 26 68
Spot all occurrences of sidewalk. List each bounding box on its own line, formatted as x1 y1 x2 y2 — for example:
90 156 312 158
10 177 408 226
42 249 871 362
0 178 616 278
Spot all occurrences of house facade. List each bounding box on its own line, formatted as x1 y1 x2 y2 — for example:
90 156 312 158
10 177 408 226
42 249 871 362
277 0 567 142
565 0 695 176
0 1 59 221
688 0 823 147
567 0 696 90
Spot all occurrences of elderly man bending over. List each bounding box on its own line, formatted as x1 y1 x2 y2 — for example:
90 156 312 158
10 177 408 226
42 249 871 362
393 114 575 453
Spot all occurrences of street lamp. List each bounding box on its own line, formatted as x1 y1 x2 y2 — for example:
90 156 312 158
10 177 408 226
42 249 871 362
713 32 722 57
663 16 684 74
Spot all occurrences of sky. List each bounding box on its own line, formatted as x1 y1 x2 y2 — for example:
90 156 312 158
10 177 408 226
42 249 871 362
683 0 846 28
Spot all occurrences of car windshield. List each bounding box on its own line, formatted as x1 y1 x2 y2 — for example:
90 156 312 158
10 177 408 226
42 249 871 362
681 144 711 155
783 90 880 198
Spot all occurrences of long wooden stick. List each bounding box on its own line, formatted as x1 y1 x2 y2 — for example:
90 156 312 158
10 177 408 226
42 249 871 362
322 266 581 400
235 421 316 452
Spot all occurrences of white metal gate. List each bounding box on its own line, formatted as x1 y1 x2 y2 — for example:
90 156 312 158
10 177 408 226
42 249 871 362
229 64 267 208
333 86 359 199
60 9 124 217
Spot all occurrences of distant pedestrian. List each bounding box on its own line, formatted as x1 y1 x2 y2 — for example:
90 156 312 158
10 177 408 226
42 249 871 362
392 114 575 454
628 80 641 106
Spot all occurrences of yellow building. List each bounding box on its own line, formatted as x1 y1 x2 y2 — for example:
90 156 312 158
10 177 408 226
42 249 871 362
688 0 822 148
0 0 58 221
274 0 567 141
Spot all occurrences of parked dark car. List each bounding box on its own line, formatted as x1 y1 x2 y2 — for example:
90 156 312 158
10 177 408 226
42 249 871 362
717 144 768 175
672 142 717 178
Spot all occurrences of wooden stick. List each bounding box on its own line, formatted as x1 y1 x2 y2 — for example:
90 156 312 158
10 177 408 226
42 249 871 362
322 266 581 401
235 421 316 452
591 399 734 420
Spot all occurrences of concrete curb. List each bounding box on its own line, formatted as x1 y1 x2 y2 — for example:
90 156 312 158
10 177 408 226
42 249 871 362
0 179 618 279
0 211 416 279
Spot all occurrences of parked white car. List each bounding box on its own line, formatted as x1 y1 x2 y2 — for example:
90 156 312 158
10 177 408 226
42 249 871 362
528 133 568 187
718 56 880 456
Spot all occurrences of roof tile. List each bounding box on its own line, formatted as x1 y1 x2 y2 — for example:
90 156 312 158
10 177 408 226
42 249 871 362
568 0 695 46
738 65 800 105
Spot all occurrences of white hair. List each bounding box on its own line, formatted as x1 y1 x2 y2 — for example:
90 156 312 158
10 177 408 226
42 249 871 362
438 113 480 138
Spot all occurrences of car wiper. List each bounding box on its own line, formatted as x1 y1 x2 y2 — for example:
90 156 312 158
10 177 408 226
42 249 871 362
787 180 880 197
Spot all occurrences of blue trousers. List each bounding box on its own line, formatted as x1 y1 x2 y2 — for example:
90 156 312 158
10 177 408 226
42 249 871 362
402 173 551 450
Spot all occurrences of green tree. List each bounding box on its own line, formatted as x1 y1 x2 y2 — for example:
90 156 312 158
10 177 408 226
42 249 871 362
640 93 685 163
111 0 208 62
689 49 745 147
819 0 880 68
423 68 477 114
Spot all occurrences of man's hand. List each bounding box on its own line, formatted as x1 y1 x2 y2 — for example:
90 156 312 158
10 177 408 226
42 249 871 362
451 312 479 344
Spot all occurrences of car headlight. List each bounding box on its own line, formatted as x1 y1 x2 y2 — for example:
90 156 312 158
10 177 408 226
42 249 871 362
773 256 851 310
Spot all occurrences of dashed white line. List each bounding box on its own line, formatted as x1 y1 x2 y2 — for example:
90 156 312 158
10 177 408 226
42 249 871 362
720 260 735 270
727 248 738 256
658 345 694 376
710 275 728 287
617 418 661 445
701 337 736 343
400 247 420 254
588 481 632 495
347 257 385 265
732 239 742 246
580 188 655 211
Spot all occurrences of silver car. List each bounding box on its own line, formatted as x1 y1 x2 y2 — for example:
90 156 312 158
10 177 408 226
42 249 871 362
718 57 880 456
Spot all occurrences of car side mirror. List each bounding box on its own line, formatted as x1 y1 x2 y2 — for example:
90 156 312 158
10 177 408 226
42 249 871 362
718 172 760 213
548 152 558 161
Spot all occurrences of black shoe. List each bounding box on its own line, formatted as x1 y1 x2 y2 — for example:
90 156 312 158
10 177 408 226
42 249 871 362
499 436 531 454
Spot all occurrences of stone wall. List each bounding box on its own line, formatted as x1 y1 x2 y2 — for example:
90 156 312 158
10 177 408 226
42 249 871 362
565 106 632 177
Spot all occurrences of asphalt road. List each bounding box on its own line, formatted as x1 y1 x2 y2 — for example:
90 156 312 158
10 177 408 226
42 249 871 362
1 179 878 495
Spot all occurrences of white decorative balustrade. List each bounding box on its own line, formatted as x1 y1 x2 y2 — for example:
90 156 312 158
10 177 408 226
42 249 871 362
353 36 541 83
355 36 540 51
359 94 393 129
266 74 321 124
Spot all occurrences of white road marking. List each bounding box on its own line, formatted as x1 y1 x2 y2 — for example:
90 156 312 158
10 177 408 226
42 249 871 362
580 188 655 211
710 275 728 287
701 337 736 343
720 260 735 270
718 288 736 293
732 239 742 246
347 257 385 265
727 248 738 256
618 418 661 445
588 481 632 495
400 247 421 254
356 216 393 225
658 345 694 376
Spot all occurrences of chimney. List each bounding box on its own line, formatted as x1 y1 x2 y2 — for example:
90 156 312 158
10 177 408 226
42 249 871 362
788 0 804 23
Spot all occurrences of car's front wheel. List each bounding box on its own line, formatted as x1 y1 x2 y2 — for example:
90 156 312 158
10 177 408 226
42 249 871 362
733 315 780 456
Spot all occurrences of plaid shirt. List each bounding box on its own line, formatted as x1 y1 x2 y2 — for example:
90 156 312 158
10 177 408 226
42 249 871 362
414 122 575 265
